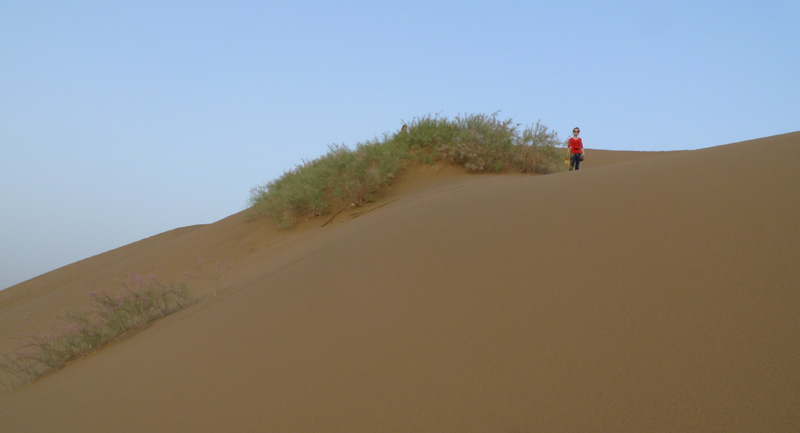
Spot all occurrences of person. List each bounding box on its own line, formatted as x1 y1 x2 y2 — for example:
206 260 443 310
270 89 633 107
400 124 409 134
567 127 585 171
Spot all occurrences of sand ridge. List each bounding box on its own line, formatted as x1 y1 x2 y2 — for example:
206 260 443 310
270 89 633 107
1 134 798 432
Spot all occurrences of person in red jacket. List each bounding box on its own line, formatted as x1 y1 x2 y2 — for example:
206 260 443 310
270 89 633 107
568 127 585 171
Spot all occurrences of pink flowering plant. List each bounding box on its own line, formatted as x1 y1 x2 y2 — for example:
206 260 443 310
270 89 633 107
0 271 196 390
184 256 232 296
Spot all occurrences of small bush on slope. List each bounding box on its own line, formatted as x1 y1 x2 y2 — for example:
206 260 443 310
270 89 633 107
0 272 195 390
249 137 408 229
249 113 563 228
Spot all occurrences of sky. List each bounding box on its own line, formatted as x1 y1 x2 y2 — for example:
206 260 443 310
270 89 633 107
1 0 798 290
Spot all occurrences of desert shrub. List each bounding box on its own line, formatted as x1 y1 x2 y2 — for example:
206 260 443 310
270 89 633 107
436 113 517 172
405 114 456 152
249 159 330 229
90 273 192 334
513 120 564 173
249 136 406 228
249 113 564 228
0 272 196 390
329 138 405 206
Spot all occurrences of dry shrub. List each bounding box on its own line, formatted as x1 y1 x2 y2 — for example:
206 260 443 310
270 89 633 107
0 271 196 390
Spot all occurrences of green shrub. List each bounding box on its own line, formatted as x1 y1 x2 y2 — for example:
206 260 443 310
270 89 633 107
249 159 330 229
0 272 196 390
435 113 516 172
249 113 565 228
249 137 407 228
513 120 564 174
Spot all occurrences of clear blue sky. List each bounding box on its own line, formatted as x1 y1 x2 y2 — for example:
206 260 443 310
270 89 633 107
1 0 798 289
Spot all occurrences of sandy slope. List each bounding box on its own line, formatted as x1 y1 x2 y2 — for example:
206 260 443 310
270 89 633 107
1 136 798 432
0 148 658 347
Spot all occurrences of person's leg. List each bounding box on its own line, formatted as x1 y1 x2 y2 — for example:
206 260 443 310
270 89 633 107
574 154 581 170
570 153 578 171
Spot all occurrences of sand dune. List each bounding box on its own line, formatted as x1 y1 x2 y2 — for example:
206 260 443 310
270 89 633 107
1 134 798 432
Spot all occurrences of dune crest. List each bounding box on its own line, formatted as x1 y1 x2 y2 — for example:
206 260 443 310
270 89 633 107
2 134 798 432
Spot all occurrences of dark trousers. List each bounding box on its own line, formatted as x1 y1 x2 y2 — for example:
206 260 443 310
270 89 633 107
570 153 582 171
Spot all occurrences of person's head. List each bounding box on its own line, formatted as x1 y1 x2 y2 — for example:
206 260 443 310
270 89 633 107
401 124 409 133
572 127 580 136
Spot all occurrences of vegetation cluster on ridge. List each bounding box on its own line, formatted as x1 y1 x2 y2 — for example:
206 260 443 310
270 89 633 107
249 113 565 228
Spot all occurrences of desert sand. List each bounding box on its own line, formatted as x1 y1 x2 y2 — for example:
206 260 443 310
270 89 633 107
1 133 798 432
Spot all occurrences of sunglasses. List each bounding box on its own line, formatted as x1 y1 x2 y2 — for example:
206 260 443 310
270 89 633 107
573 130 580 133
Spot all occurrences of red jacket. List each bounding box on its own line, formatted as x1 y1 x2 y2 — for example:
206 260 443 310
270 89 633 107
568 137 584 154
